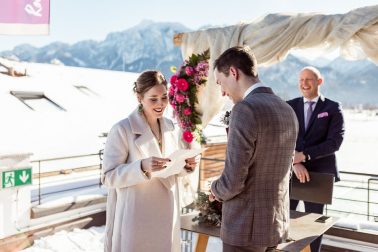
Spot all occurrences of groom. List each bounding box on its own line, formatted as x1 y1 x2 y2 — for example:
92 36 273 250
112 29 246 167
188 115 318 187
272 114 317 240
210 46 298 252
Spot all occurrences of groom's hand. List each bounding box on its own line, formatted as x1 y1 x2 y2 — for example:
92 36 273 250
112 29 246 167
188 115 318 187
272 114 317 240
209 188 217 202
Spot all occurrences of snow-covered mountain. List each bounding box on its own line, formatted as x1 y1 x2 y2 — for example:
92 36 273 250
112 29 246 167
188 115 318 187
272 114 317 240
1 21 377 106
259 55 378 106
0 21 189 78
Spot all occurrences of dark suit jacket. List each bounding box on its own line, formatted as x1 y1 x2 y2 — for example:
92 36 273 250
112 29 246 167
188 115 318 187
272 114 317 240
211 87 298 247
287 95 345 181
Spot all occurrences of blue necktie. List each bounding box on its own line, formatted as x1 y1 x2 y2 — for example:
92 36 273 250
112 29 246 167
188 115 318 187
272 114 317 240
305 101 315 130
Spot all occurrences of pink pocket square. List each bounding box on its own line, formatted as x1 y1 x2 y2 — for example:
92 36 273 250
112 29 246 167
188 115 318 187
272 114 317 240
317 112 328 118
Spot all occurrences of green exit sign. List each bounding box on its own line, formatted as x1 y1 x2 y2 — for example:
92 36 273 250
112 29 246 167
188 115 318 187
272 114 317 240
2 167 32 189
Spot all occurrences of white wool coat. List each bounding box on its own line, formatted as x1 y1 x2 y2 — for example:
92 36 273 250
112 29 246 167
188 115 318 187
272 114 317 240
101 109 186 252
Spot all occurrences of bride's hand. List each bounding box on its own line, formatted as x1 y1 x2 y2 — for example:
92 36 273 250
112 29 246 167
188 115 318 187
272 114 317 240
141 157 170 173
184 155 201 172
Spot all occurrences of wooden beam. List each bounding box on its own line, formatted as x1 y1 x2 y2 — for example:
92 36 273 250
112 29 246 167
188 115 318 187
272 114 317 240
173 33 184 46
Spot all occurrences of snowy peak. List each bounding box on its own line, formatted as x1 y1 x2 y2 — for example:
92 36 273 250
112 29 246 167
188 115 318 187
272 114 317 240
1 21 377 106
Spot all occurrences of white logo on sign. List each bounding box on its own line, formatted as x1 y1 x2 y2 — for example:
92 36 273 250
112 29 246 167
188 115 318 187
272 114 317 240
4 171 15 188
25 0 43 17
19 170 29 183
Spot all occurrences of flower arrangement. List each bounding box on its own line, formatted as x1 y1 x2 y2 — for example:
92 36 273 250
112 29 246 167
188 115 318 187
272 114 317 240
169 50 210 143
192 191 222 226
220 111 231 127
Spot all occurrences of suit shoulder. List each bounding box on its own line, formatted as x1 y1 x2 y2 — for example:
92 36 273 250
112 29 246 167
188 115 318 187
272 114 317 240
324 97 341 106
236 99 254 111
286 97 301 106
323 98 343 113
232 101 256 119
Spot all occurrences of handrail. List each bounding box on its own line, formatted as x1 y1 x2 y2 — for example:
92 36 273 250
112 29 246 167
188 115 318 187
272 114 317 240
30 152 378 222
31 151 103 205
200 156 378 221
31 152 100 163
339 171 378 178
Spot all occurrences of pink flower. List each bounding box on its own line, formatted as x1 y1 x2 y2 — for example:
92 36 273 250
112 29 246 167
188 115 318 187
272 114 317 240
171 104 176 110
176 78 189 91
183 130 194 143
184 108 192 115
169 86 175 95
175 94 185 103
185 66 194 76
170 75 177 85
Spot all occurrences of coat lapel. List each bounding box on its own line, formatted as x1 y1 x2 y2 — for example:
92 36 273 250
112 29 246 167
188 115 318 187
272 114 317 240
160 117 176 157
129 109 161 159
129 109 176 190
158 117 177 190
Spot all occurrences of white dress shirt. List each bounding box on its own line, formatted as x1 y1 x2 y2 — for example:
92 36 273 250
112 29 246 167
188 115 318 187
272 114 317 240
243 82 266 99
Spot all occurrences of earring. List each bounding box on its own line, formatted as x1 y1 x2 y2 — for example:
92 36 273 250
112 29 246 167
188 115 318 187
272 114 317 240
138 103 143 113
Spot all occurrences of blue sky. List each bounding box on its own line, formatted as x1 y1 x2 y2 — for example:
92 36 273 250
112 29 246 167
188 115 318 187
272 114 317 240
0 0 377 53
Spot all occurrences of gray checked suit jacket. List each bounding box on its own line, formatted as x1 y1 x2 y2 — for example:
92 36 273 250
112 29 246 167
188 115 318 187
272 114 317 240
211 86 298 247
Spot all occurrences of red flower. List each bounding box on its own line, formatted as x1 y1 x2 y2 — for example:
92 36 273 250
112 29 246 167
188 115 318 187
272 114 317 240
170 75 177 85
184 107 192 115
176 78 189 91
183 130 194 143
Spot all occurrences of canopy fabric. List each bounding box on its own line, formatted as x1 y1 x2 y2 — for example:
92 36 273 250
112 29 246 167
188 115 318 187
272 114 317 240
0 0 50 35
179 5 378 127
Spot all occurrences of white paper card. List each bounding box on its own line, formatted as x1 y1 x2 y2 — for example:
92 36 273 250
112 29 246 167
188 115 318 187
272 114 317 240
152 148 205 178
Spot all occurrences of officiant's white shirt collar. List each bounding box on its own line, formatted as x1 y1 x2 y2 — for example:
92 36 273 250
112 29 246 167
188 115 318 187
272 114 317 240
303 95 320 104
243 82 266 99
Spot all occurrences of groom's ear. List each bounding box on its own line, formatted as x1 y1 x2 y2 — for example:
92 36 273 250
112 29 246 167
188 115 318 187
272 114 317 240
229 66 239 80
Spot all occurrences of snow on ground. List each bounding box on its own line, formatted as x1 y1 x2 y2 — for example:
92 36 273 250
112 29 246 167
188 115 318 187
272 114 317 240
338 110 378 175
22 226 105 252
21 226 223 252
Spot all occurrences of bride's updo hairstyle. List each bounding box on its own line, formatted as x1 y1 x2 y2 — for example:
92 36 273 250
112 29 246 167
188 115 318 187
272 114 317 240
133 70 167 97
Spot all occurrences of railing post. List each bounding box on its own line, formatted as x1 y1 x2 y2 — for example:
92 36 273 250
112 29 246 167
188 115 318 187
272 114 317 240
98 149 103 188
367 178 377 221
38 160 41 205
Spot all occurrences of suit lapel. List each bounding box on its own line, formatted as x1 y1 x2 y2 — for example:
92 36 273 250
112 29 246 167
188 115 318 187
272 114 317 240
297 99 306 136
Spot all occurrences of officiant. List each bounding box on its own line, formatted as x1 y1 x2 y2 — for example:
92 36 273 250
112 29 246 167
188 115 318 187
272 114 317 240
101 70 199 252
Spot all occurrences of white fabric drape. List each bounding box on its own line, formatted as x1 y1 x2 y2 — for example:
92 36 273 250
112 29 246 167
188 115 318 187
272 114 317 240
180 5 378 127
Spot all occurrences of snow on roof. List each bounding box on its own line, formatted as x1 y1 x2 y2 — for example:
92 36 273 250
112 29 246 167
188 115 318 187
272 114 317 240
0 59 226 162
0 60 140 160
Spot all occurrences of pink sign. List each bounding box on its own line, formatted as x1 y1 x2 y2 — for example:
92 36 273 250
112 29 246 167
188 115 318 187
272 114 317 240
0 0 50 35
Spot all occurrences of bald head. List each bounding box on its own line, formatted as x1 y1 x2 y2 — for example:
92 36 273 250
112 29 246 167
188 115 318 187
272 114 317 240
300 66 323 80
298 66 323 99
